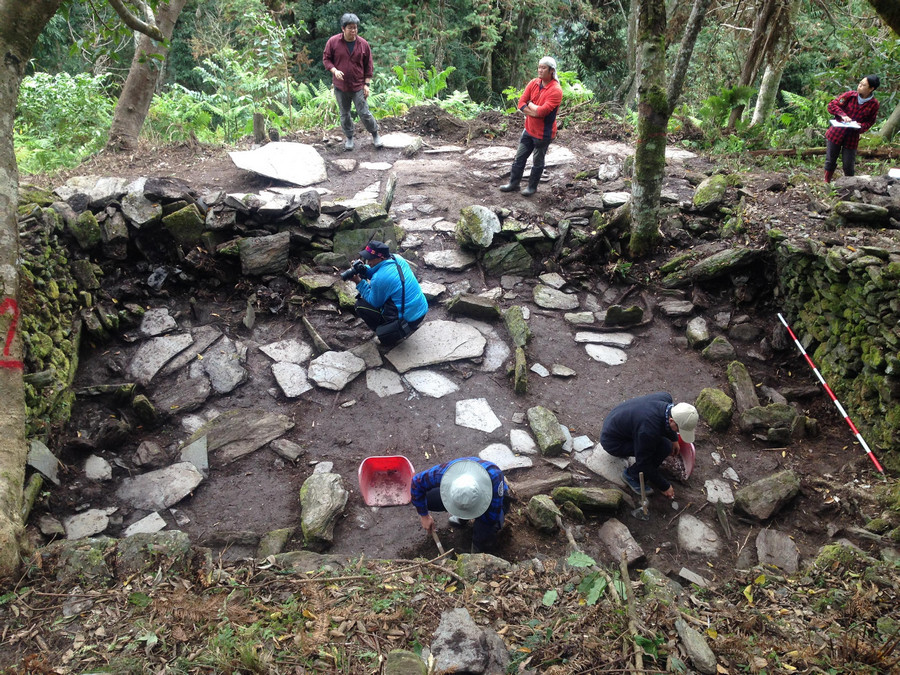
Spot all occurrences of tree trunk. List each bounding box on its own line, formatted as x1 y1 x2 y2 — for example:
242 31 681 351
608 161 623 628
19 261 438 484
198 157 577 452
614 0 639 104
868 0 900 35
666 0 712 115
725 0 783 130
629 0 668 258
0 0 63 580
106 0 187 152
879 100 900 141
750 0 798 126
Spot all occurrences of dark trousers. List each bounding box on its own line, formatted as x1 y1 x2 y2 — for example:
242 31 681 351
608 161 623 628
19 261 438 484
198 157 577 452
600 433 670 482
355 297 424 334
424 487 507 552
510 130 551 183
335 88 378 139
825 139 857 176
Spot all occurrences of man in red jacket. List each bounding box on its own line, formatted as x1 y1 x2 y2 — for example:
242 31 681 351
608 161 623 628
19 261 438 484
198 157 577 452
499 56 563 196
322 13 382 152
824 75 880 182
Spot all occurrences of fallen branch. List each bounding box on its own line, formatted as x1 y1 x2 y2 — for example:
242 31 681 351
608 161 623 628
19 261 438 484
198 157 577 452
284 550 465 585
619 551 643 675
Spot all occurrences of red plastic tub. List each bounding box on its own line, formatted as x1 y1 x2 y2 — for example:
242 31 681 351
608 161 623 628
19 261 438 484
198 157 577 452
358 455 415 506
677 438 696 479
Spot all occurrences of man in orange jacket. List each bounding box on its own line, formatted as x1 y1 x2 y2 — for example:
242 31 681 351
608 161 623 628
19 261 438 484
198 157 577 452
499 56 563 197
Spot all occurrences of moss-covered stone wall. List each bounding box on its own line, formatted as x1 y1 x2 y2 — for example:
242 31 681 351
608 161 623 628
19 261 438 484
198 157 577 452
18 199 83 439
776 237 900 468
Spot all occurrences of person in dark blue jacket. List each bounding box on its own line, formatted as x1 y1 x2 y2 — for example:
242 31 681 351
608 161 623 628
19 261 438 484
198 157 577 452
349 240 428 346
410 457 509 554
600 392 699 500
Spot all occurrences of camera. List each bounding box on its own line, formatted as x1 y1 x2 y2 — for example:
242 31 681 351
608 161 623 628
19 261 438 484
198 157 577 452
340 259 368 281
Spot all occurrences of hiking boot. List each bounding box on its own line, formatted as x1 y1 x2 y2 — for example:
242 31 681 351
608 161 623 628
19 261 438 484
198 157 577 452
621 469 653 496
372 133 383 149
344 137 354 151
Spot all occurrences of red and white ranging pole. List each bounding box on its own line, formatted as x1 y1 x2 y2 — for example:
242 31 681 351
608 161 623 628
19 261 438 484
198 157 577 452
777 313 884 474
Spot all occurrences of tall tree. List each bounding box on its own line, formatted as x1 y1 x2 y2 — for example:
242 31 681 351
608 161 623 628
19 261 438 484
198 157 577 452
0 0 161 580
666 0 712 115
867 0 900 34
107 0 188 151
629 0 667 258
750 0 799 126
725 0 786 130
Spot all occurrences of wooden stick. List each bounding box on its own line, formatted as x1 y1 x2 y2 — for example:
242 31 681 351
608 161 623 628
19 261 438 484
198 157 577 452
620 551 643 675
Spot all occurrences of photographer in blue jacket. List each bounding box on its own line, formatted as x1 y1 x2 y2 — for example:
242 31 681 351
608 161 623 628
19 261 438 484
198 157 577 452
347 240 428 346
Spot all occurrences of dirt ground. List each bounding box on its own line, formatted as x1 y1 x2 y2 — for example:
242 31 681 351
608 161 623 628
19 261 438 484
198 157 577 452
28 106 886 583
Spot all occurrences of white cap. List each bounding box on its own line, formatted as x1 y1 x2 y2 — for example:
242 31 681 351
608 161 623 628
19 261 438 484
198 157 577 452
440 460 492 519
671 403 699 443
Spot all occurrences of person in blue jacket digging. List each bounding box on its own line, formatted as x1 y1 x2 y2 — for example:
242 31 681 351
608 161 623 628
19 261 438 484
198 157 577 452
410 457 510 554
600 392 699 500
348 240 428 347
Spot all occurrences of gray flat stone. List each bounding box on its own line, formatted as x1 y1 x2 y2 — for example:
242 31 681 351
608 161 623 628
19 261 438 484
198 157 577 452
379 132 421 148
424 249 477 271
129 333 195 385
272 362 313 398
403 369 459 398
658 300 695 317
456 398 502 433
27 440 60 485
366 368 405 398
574 445 628 486
359 161 392 170
564 311 595 325
192 336 248 394
585 344 628 365
116 462 204 510
574 331 634 347
260 338 313 365
385 320 486 373
756 529 800 573
533 285 579 310
159 325 222 377
397 216 443 232
479 443 533 471
179 435 209 477
308 350 366 390
64 507 117 540
598 518 644 566
530 363 550 377
229 142 327 187
704 479 734 504
124 512 167 537
139 308 177 337
677 514 721 556
509 428 538 455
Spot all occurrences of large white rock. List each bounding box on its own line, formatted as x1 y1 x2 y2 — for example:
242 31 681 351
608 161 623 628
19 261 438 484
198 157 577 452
479 443 533 471
585 344 628 365
366 368 405 398
116 462 205 511
677 514 721 556
574 444 628 486
272 362 313 398
455 398 502 433
385 320 486 373
308 351 366 390
229 142 327 186
260 338 313 365
403 370 459 398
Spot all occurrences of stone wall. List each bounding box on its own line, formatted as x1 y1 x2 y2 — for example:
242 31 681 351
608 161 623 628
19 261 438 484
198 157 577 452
776 236 900 467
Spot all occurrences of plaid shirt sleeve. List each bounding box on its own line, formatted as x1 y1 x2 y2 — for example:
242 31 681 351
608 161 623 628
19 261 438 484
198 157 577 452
410 462 448 516
825 91 879 150
475 460 509 530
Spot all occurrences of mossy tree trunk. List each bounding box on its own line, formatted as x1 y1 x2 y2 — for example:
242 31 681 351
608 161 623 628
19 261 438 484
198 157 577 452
0 0 161 579
106 0 187 152
751 0 799 127
628 0 668 259
0 0 63 581
879 100 900 141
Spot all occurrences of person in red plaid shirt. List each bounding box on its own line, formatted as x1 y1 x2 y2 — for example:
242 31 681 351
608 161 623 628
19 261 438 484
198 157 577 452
824 75 880 182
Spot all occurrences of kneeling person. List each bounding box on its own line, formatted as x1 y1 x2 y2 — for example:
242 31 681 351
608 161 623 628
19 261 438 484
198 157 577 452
350 241 428 347
410 458 509 554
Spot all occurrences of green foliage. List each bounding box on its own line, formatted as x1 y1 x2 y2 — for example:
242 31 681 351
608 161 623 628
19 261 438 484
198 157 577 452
144 86 216 144
15 71 115 173
698 85 756 129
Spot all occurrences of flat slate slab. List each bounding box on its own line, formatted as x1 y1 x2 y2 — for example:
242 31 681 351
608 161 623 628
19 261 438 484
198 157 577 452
456 398 502 433
116 462 204 511
229 142 327 187
585 344 628 365
403 369 459 398
385 320 486 373
479 443 533 471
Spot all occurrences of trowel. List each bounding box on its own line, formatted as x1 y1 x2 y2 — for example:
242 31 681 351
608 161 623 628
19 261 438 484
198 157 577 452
631 471 649 521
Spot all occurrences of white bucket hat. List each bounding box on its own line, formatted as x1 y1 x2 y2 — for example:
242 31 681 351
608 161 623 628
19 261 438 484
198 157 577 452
671 402 699 443
440 460 492 519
